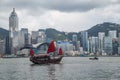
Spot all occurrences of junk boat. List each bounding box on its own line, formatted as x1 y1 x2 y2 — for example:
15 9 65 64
29 41 63 64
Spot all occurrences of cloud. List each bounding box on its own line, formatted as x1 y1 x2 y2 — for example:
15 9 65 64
0 0 120 32
1 0 120 12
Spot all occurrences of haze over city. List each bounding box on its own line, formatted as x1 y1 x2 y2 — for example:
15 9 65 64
0 0 120 32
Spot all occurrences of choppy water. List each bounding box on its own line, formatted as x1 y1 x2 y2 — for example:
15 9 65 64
0 57 120 80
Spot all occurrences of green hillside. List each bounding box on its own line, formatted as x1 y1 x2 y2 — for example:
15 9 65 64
87 22 120 37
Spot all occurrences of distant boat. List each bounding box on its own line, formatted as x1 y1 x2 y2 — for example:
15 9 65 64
29 41 63 64
89 57 98 60
89 53 98 60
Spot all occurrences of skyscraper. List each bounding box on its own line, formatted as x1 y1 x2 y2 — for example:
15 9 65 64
9 8 18 33
98 32 105 55
9 8 19 54
72 34 77 42
104 37 112 55
81 31 88 51
31 31 39 44
72 34 78 50
91 36 99 53
20 28 29 47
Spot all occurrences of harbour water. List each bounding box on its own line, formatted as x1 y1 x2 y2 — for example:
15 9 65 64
0 57 120 80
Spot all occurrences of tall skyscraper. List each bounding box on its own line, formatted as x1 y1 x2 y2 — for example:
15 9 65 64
98 32 105 55
104 37 112 55
72 34 77 42
20 28 29 47
81 31 88 51
31 31 39 44
9 8 19 54
72 34 78 50
9 8 18 33
91 36 99 53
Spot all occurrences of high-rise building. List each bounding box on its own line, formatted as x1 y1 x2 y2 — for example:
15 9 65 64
31 31 39 44
118 33 120 38
72 34 77 42
72 34 78 50
118 33 120 47
81 31 88 51
28 33 31 45
98 32 105 55
108 30 117 39
76 41 80 51
37 29 46 43
56 41 74 52
9 8 19 54
5 35 10 54
20 28 29 46
91 37 99 53
112 39 119 55
0 40 5 54
104 37 112 55
9 8 18 39
88 37 93 53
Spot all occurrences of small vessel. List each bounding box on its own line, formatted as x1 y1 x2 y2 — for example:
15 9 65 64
30 41 63 64
89 53 98 60
89 57 98 60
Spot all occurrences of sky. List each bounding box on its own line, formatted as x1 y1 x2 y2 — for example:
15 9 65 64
0 0 120 32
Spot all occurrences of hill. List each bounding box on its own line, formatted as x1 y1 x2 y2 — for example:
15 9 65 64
45 28 66 41
87 22 120 37
45 22 120 40
1 22 120 41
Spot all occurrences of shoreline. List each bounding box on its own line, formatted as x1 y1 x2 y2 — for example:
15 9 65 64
1 55 120 58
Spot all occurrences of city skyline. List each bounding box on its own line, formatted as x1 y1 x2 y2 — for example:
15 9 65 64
0 0 120 32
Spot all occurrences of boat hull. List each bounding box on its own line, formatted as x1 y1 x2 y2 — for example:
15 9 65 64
30 55 63 64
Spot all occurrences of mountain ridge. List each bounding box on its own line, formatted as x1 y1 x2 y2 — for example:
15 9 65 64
0 22 120 40
87 22 120 37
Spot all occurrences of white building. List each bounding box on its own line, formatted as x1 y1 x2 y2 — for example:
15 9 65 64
37 30 46 43
91 37 99 53
28 33 31 45
76 41 80 51
72 34 77 42
88 37 92 53
98 32 105 55
108 30 117 39
72 34 78 50
9 8 19 54
56 41 74 53
104 37 112 55
9 8 18 32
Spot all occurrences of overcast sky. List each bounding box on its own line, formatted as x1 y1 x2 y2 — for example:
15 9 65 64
0 0 120 32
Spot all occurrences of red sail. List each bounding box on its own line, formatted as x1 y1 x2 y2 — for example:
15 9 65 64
47 41 56 53
30 49 34 56
58 48 63 55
